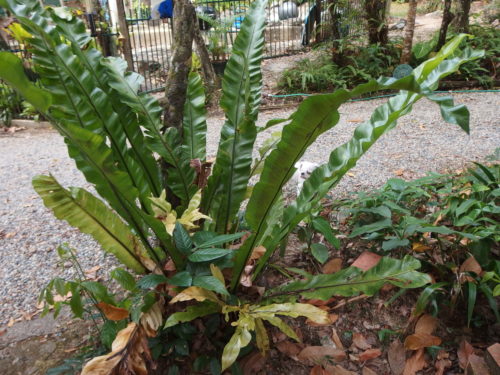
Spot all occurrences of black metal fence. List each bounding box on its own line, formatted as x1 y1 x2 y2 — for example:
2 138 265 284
1 0 365 93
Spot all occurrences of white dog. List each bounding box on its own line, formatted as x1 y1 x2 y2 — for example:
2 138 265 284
293 161 319 195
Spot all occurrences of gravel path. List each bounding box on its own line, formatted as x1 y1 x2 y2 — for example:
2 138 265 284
0 91 499 325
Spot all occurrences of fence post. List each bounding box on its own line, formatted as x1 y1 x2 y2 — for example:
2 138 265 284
116 0 134 71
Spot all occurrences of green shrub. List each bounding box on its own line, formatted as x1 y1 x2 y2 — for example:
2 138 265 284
337 163 500 326
278 41 402 93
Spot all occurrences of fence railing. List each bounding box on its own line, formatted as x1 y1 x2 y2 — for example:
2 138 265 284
1 0 365 93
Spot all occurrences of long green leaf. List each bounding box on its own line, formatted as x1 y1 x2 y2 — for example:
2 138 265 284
0 52 51 111
239 36 483 288
268 256 430 300
202 0 267 232
32 175 147 273
182 72 207 161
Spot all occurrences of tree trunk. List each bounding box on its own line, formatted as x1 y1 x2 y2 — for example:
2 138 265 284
364 0 389 45
329 0 343 65
116 0 134 70
315 0 323 42
162 0 195 133
192 13 219 95
435 0 453 51
452 0 471 33
400 0 417 64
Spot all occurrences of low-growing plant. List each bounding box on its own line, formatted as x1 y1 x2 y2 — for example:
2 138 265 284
337 163 499 326
278 41 402 93
0 0 484 371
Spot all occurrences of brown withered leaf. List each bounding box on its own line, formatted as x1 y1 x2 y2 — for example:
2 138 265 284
362 367 378 375
414 314 437 335
359 348 382 361
388 339 406 375
140 302 163 337
84 265 101 280
435 358 452 375
81 322 154 375
412 242 431 252
403 348 427 375
351 252 381 271
460 256 482 275
458 339 474 369
96 302 129 321
324 364 356 375
404 333 441 350
331 328 344 350
353 332 371 350
297 346 346 365
276 341 303 360
310 365 330 375
322 258 343 274
240 351 266 375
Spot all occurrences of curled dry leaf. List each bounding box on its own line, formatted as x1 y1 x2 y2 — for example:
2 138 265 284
297 346 346 365
351 252 381 271
353 332 372 350
359 348 382 361
240 246 266 287
404 333 441 350
96 302 129 321
458 339 474 369
140 302 162 337
388 339 406 375
414 314 437 335
331 328 344 350
403 348 427 375
322 258 343 274
362 367 378 375
81 322 153 375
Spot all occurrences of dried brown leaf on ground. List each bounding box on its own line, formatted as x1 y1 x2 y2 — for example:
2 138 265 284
412 242 431 252
435 358 452 375
362 367 378 375
353 332 372 350
324 364 357 375
388 340 406 375
297 346 346 365
414 314 437 335
467 354 490 375
81 322 153 375
240 351 266 375
331 328 344 350
310 365 330 375
359 348 382 361
460 256 482 276
96 302 129 321
322 258 343 274
458 339 475 369
276 341 303 360
403 348 427 375
404 333 441 350
351 252 382 271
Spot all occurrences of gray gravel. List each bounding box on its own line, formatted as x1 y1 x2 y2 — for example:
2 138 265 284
0 91 499 325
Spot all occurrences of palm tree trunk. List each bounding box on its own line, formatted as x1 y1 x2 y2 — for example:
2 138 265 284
400 0 418 64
